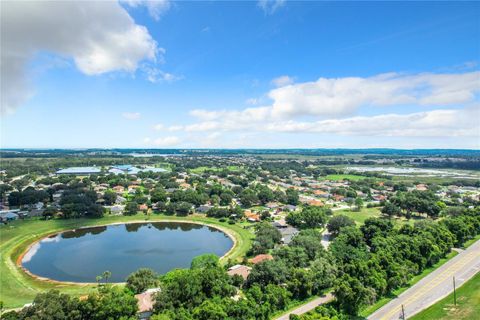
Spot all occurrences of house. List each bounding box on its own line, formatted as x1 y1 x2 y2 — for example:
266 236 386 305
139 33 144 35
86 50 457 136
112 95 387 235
308 199 324 207
139 204 148 212
281 204 297 211
196 205 213 213
245 210 260 222
416 184 428 191
115 196 127 204
108 205 124 215
135 288 161 320
227 265 251 281
0 211 19 222
249 254 273 264
112 186 125 193
56 167 101 175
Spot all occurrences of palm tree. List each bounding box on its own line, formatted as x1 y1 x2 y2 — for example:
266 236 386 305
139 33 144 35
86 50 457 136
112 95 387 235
102 271 111 284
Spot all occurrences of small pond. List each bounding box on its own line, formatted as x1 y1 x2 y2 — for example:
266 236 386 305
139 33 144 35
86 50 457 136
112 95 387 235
22 222 233 283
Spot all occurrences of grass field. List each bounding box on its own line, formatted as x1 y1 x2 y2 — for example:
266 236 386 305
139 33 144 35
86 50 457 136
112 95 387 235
333 207 382 224
410 271 480 320
324 174 368 181
189 165 241 174
0 213 253 309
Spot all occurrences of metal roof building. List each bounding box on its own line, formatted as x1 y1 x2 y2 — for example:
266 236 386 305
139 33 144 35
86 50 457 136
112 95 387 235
56 167 101 174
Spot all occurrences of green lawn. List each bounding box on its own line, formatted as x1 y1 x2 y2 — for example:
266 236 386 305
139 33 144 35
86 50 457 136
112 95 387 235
189 165 241 174
333 207 382 225
0 213 253 309
324 174 368 181
410 271 480 320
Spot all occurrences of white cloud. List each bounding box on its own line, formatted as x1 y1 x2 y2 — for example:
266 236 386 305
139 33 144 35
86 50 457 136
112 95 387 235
185 71 480 123
142 65 182 83
168 125 184 131
123 0 171 21
153 123 164 130
271 75 294 87
258 0 286 14
149 136 181 146
1 1 159 115
172 105 480 141
122 112 141 120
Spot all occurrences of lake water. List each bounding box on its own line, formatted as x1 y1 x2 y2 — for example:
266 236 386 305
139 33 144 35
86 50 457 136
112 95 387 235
22 222 233 283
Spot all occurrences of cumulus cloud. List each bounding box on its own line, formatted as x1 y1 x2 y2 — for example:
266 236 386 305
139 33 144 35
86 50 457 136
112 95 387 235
122 112 141 120
271 75 294 87
185 71 480 123
144 136 181 147
1 1 159 115
153 123 164 130
171 105 480 140
258 0 286 14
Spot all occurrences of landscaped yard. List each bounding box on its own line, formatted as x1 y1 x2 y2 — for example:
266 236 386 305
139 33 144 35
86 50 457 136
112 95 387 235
0 213 253 309
410 271 480 320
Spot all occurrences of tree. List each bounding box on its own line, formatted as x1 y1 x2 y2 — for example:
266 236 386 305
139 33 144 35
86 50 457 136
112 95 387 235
239 189 258 208
103 190 117 205
354 197 364 211
81 286 138 320
102 271 111 284
124 201 138 215
249 223 282 255
10 290 82 320
327 215 355 236
334 275 376 315
381 202 402 218
285 188 299 205
192 300 227 320
311 257 337 294
287 207 328 229
126 268 160 294
246 260 289 288
191 254 219 269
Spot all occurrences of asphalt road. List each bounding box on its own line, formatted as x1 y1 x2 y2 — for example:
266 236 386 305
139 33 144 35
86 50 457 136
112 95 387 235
368 239 480 320
275 293 334 320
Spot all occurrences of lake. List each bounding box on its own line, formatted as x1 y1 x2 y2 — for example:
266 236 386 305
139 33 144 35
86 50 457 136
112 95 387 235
22 222 233 283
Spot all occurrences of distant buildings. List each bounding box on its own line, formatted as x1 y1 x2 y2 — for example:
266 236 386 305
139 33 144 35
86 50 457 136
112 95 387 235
56 165 167 176
56 167 101 175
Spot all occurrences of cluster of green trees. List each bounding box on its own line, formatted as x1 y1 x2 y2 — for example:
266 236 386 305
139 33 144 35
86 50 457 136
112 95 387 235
7 187 49 206
330 209 480 315
2 287 138 320
249 223 282 255
382 190 444 218
286 206 331 229
238 185 299 208
59 183 104 218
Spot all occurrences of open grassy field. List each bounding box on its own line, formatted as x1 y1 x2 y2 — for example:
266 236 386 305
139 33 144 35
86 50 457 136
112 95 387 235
333 207 382 224
189 165 241 174
410 271 480 320
324 174 368 181
0 213 253 309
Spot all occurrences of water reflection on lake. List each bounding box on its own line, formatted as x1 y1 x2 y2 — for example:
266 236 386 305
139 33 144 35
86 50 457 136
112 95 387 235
22 222 233 283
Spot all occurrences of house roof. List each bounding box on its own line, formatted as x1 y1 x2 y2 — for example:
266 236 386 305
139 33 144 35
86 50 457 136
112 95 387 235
135 288 161 313
249 254 273 264
227 265 251 280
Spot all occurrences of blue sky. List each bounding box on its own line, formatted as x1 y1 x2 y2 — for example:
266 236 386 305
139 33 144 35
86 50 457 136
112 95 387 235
1 0 479 149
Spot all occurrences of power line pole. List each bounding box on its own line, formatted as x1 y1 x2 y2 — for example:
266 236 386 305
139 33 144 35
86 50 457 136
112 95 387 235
401 304 406 320
453 276 457 306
